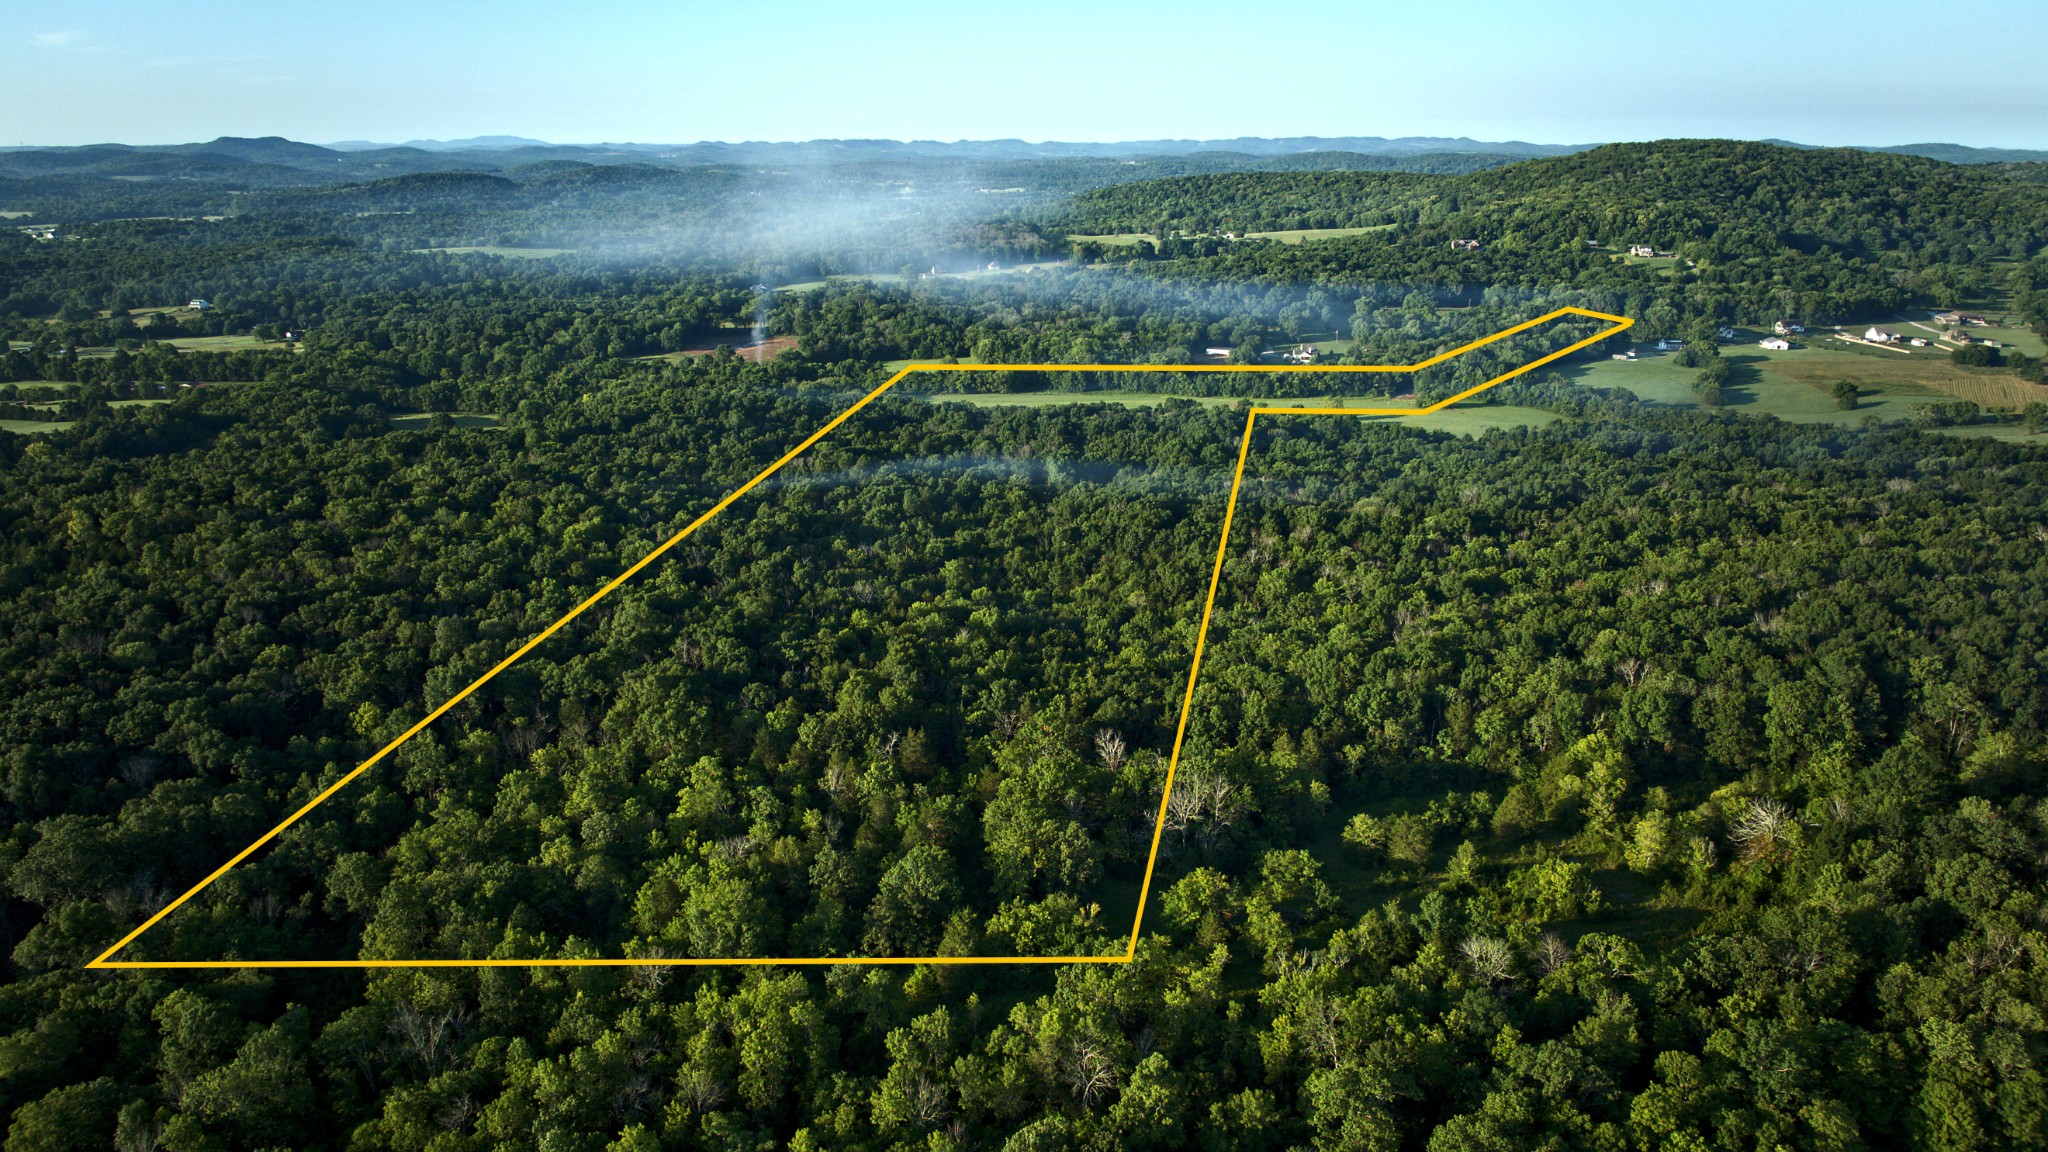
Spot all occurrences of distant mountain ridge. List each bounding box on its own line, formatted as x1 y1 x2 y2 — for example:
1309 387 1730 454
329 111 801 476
327 136 552 152
1758 139 2048 164
3 135 2045 188
315 135 1590 160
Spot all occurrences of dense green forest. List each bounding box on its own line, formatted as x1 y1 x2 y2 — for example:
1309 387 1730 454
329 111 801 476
1053 142 2048 331
4 138 2048 1151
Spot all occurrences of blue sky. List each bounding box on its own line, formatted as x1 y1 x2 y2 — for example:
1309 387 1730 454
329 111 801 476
8 0 2047 148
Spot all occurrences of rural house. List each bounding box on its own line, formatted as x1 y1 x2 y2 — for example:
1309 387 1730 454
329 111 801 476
1863 327 1899 343
1759 337 1790 351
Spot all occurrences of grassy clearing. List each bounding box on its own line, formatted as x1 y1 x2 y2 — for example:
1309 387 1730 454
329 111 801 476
1378 404 1560 434
1067 226 1396 247
411 246 574 259
1610 254 1683 277
5 381 78 398
1974 324 2047 358
633 335 799 364
0 210 34 220
947 261 1066 279
920 390 1240 409
880 357 992 374
1758 343 2048 412
1244 225 1398 244
775 273 912 293
163 335 295 352
0 420 74 434
919 391 1557 433
1933 424 2048 443
107 399 173 409
126 306 188 327
1064 233 1152 247
1571 342 2047 423
389 412 502 429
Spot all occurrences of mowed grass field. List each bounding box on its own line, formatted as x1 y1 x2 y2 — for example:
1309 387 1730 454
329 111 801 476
6 381 77 398
1571 340 2048 426
164 335 295 352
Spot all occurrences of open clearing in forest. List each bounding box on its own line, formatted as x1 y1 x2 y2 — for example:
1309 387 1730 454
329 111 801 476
389 412 502 429
1245 224 1398 243
411 245 575 258
633 335 799 363
1571 339 2048 422
1068 225 1396 247
921 390 1560 433
164 334 295 352
86 307 1634 971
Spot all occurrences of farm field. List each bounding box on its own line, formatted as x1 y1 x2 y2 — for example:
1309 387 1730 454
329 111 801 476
1971 323 2047 358
0 419 73 434
1570 341 2048 423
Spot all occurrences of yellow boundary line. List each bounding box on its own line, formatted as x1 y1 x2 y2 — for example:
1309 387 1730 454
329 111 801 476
89 306 1630 970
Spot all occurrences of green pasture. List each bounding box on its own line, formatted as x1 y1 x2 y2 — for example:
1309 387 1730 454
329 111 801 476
1568 342 2048 424
164 335 294 352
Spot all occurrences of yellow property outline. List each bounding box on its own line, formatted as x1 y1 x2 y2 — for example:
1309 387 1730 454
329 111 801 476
89 305 1630 970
